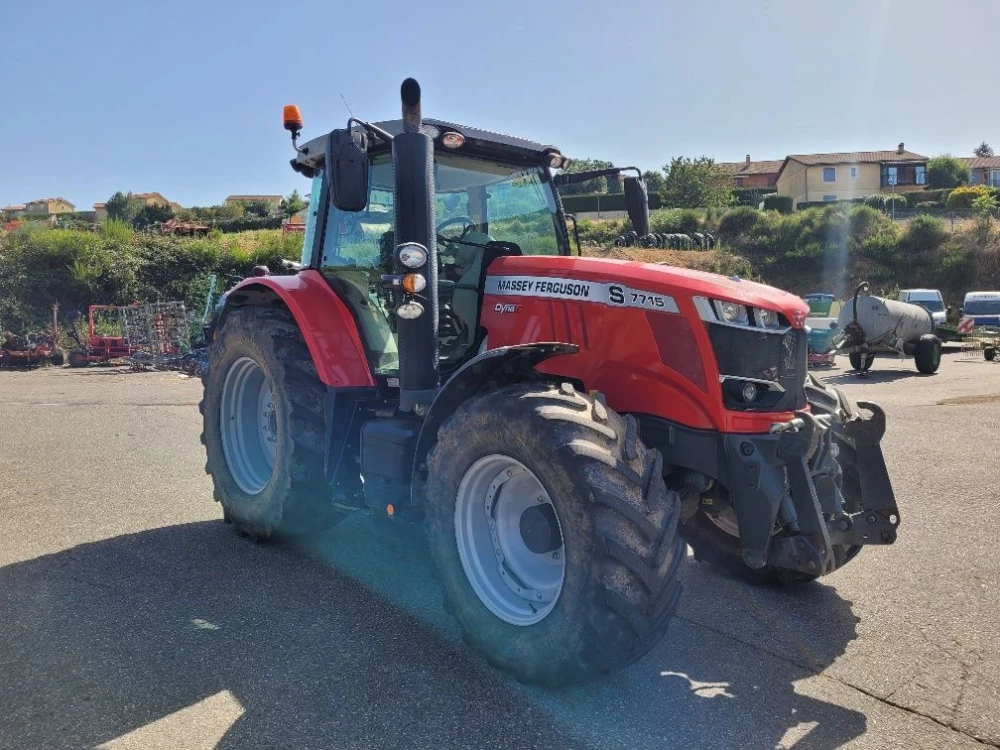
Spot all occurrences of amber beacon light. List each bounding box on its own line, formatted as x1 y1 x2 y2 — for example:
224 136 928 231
283 105 303 135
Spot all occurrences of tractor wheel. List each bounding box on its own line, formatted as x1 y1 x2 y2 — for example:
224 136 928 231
50 351 65 367
200 306 345 539
68 350 89 368
986 347 997 362
848 352 874 372
423 382 684 687
914 334 941 374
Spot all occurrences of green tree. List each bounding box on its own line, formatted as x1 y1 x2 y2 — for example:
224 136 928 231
280 189 307 218
243 200 273 218
642 170 666 195
660 156 733 208
216 202 245 221
974 141 994 158
132 202 175 229
926 155 971 189
105 191 141 223
972 192 997 241
558 158 617 195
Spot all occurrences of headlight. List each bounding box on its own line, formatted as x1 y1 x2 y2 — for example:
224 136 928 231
755 308 779 328
717 300 748 325
397 243 428 268
395 301 424 319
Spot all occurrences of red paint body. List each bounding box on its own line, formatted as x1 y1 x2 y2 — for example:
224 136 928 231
481 256 810 434
229 270 374 388
259 258 809 434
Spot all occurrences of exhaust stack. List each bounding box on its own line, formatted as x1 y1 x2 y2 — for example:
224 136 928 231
392 78 440 412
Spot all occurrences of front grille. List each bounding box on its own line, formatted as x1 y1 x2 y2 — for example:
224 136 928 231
707 324 807 412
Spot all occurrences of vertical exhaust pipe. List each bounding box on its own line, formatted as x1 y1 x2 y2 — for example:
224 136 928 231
392 78 440 412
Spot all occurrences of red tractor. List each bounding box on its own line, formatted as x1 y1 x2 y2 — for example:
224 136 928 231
67 305 136 367
202 80 899 686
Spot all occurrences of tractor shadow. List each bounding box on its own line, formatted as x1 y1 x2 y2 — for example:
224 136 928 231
0 519 864 749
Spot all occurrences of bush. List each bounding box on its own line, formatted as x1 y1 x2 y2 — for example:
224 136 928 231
649 208 702 234
717 207 763 244
899 215 947 254
905 189 951 207
946 186 993 209
762 194 793 213
861 194 907 213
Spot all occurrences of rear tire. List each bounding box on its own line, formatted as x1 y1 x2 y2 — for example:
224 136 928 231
424 382 684 686
50 351 64 367
985 347 996 362
201 306 345 539
914 334 941 374
849 352 874 372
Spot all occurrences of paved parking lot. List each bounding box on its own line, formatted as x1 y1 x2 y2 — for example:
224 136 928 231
1 353 998 749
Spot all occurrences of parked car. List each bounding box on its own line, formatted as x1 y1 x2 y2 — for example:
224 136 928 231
960 291 1000 328
898 289 946 328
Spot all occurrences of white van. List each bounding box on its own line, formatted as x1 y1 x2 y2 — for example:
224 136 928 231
961 291 1000 327
898 289 946 327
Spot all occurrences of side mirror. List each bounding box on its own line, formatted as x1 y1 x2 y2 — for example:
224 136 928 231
326 128 369 212
623 176 650 238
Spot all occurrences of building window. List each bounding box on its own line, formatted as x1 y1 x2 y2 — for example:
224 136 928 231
990 170 1000 188
850 166 858 179
972 171 981 185
823 167 836 182
915 165 926 185
823 195 837 201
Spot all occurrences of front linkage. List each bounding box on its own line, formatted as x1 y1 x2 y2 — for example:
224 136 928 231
728 375 899 577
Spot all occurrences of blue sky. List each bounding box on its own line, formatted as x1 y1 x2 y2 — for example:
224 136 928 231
1 0 996 210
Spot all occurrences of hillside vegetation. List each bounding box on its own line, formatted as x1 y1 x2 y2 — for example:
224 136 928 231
3 204 999 332
580 206 1000 304
0 222 301 331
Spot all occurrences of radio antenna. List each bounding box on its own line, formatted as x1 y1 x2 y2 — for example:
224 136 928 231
339 92 355 118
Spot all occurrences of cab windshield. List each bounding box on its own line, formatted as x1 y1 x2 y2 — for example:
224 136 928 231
304 153 566 375
909 299 944 313
965 298 1000 315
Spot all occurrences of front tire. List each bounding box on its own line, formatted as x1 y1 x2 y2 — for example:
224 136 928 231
201 306 344 539
849 352 874 372
424 382 684 686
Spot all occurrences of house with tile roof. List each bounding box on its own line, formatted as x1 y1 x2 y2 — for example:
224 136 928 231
24 197 75 214
718 156 784 188
960 156 1000 188
775 144 928 207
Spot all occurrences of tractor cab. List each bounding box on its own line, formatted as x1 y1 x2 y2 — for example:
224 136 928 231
290 118 580 377
287 113 648 387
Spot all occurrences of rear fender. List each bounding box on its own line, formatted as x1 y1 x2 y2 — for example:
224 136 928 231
410 343 578 505
216 270 374 388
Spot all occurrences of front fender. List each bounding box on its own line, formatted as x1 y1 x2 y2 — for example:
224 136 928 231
410 342 578 504
218 270 374 388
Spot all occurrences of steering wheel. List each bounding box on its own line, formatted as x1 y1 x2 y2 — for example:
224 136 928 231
436 216 475 239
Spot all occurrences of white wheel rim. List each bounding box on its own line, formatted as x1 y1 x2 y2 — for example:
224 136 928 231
220 357 276 495
454 454 565 626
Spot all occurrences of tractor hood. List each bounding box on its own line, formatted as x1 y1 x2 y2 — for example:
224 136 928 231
485 256 809 327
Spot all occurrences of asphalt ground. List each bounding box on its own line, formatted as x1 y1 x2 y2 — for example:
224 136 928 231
0 351 998 749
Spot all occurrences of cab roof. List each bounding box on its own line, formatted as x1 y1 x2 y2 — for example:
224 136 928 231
293 119 562 174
